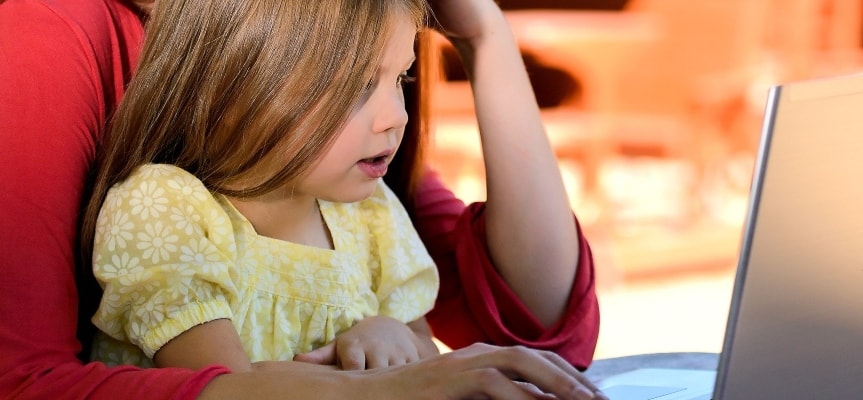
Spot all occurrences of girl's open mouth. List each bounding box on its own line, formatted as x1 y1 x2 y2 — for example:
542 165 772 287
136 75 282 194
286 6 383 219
358 154 390 178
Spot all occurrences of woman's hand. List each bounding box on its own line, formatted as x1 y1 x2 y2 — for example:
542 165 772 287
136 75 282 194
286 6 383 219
360 343 608 400
427 0 505 46
293 316 438 370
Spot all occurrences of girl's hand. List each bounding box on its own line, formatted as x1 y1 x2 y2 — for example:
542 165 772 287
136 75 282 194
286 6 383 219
293 316 438 370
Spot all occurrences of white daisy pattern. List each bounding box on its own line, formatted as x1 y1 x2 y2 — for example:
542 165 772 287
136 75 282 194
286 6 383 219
103 211 135 252
179 237 222 265
129 180 169 220
97 252 140 280
91 164 438 366
170 204 203 235
135 221 179 264
381 286 419 321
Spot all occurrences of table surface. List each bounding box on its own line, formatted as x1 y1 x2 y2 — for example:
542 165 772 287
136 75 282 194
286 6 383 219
584 352 720 382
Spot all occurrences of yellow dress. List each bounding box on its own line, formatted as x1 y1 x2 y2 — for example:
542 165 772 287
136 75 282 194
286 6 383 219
90 164 439 367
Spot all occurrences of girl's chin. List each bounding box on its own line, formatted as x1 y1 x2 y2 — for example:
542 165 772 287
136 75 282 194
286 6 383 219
318 181 378 204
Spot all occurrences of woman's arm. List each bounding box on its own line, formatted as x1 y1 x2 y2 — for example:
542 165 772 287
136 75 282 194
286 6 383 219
415 170 599 369
148 312 605 399
430 0 580 327
412 0 600 368
199 343 606 400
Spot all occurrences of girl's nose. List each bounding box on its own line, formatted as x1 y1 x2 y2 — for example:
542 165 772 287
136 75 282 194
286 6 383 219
373 89 409 134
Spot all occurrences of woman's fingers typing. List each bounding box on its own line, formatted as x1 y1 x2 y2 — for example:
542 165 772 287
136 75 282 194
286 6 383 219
364 343 607 400
451 344 607 400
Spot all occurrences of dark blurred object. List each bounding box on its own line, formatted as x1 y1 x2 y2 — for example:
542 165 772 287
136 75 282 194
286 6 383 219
440 45 582 108
435 0 633 110
496 0 630 11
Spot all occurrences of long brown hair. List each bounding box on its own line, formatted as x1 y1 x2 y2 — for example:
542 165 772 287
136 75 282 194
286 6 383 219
80 0 427 264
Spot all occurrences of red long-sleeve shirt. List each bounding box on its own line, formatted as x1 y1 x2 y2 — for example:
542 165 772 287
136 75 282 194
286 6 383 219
0 0 599 398
0 1 228 398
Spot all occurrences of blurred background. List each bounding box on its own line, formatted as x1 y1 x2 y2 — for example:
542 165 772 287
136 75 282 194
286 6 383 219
424 0 863 359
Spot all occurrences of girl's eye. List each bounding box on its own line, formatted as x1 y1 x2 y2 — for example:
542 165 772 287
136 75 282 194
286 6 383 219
397 73 416 88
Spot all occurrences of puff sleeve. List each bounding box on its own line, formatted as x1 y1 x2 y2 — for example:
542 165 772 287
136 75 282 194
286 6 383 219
91 165 239 360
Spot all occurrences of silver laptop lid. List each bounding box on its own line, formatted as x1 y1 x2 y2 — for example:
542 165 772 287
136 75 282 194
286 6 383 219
714 73 863 399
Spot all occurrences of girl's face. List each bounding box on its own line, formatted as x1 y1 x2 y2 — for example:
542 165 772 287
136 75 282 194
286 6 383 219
294 14 417 203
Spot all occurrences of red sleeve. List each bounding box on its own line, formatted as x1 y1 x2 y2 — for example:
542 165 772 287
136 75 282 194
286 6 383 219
0 1 228 398
414 169 600 369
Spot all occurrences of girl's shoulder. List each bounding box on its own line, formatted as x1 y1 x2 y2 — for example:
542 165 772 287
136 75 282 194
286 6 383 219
98 164 236 256
119 163 203 186
109 164 215 207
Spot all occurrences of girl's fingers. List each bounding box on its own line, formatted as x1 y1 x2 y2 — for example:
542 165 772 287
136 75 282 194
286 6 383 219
365 348 390 370
292 342 336 365
337 344 366 371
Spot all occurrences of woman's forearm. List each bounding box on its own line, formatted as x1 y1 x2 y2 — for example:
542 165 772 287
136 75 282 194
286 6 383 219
450 7 579 326
200 343 606 400
198 369 356 400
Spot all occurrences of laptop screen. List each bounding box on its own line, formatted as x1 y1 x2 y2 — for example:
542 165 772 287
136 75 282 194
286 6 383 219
715 73 863 399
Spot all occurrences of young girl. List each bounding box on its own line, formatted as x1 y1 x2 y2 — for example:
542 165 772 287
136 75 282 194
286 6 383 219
81 0 440 372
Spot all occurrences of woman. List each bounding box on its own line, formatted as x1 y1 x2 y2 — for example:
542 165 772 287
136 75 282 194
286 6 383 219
0 0 600 398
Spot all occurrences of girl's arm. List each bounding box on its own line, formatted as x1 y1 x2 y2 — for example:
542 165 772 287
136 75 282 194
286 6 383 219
430 0 579 327
154 319 340 373
154 319 258 372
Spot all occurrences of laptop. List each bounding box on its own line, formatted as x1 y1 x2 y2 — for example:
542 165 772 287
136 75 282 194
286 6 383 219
597 72 863 399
